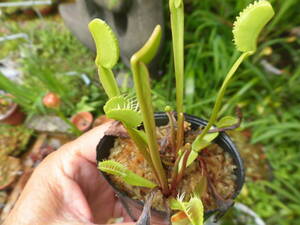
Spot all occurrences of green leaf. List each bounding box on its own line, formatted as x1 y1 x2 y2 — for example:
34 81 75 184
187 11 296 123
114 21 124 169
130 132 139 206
124 171 156 188
184 151 198 168
187 195 204 225
169 197 184 211
127 128 148 147
126 127 152 166
107 109 142 127
98 160 157 188
98 66 120 98
103 95 128 111
180 132 219 169
88 19 120 69
131 26 168 191
185 70 195 105
216 116 239 128
169 0 184 116
194 176 207 197
178 148 194 172
104 96 142 128
104 96 153 177
88 19 120 98
130 25 162 65
192 132 219 152
233 0 275 53
174 0 182 8
98 160 127 177
171 194 204 225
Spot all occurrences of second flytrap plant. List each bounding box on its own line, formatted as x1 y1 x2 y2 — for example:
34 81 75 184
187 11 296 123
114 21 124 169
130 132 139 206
89 0 274 224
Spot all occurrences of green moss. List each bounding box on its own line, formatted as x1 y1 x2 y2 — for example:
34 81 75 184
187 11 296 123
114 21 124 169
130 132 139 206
0 125 33 157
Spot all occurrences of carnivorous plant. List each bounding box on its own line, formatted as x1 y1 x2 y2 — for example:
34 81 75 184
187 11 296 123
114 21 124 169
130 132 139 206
88 1 275 224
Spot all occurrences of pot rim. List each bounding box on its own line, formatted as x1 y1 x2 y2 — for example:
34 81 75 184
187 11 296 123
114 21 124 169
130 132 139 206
0 102 18 121
71 111 94 131
96 112 245 219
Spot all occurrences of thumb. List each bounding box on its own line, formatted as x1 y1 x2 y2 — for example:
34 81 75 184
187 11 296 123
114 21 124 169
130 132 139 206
58 223 135 225
68 122 113 164
108 224 135 225
109 224 135 225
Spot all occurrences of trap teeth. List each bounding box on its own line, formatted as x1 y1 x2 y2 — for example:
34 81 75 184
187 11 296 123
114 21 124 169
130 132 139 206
232 0 274 52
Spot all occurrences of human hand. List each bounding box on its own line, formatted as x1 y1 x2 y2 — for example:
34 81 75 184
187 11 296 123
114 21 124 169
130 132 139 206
4 123 134 225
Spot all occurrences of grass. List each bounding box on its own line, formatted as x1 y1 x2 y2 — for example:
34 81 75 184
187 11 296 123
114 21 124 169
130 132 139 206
0 17 106 117
1 1 300 224
154 0 300 224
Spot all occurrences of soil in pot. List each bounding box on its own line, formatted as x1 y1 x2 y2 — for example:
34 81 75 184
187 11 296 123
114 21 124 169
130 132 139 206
100 115 242 218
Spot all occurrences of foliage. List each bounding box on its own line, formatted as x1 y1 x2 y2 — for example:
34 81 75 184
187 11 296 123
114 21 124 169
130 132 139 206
0 72 45 116
156 0 300 224
89 19 120 98
0 19 105 119
0 124 33 157
233 0 275 53
1 0 299 223
183 0 274 168
90 1 275 224
169 0 185 150
130 25 169 192
170 194 204 225
98 160 156 188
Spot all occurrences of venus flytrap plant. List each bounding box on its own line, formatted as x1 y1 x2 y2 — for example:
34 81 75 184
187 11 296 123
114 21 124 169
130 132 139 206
169 0 185 153
130 25 169 194
170 194 204 225
98 160 157 188
171 1 274 223
186 0 275 166
103 96 153 168
89 19 158 184
88 19 120 98
89 1 275 224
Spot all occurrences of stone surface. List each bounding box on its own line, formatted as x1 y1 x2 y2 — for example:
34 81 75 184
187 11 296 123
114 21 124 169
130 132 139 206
94 0 130 13
59 0 164 73
59 0 96 50
26 115 71 133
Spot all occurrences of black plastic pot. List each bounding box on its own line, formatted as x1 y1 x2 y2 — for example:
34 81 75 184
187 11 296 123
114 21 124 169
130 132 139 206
96 113 245 223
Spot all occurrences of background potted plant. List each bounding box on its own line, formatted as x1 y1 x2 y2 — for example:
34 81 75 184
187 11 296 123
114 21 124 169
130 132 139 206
70 111 93 132
0 71 85 136
0 94 25 125
89 0 274 224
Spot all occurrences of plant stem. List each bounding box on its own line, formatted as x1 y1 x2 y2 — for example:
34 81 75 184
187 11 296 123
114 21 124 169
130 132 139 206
170 143 191 196
196 52 251 142
176 112 184 153
170 154 181 195
131 61 169 194
130 25 169 194
170 1 185 152
98 66 120 99
166 111 176 151
126 127 159 182
55 109 81 136
176 149 191 184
